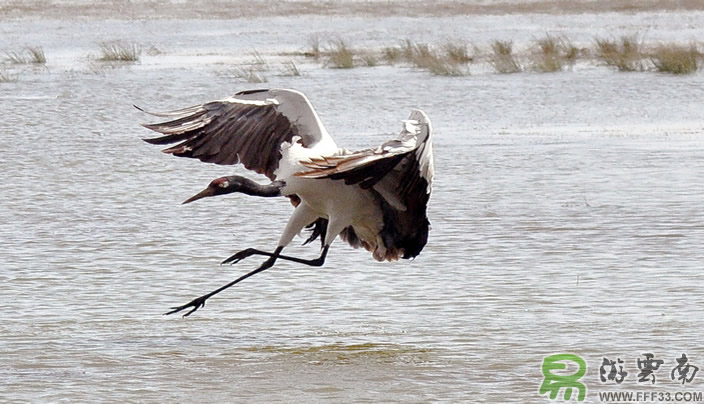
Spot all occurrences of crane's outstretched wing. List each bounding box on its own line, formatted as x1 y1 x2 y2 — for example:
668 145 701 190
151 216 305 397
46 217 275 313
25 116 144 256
296 110 434 259
139 88 337 180
295 109 433 204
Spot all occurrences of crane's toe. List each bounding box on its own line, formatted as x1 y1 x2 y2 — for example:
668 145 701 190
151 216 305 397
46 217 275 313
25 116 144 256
221 248 258 265
164 296 207 317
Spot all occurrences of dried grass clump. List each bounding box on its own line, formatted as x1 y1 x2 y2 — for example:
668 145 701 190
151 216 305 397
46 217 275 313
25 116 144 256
233 67 268 83
489 40 521 73
381 40 469 76
327 40 355 69
595 35 644 72
407 42 433 64
532 35 579 72
249 50 268 69
6 46 46 64
443 42 473 64
233 50 269 82
650 43 700 74
305 35 322 59
417 52 467 76
281 60 301 76
0 69 18 83
383 46 404 64
98 41 140 62
400 39 417 61
28 46 47 64
424 57 467 76
412 42 469 76
359 51 378 67
380 40 425 65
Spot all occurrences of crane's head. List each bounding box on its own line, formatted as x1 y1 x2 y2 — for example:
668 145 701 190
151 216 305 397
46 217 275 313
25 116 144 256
182 175 283 204
182 176 243 204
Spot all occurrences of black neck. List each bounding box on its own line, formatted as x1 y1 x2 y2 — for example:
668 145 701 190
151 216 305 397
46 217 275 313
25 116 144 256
227 176 283 197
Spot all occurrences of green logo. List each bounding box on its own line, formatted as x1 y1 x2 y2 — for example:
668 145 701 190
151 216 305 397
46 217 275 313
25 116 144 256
539 354 587 401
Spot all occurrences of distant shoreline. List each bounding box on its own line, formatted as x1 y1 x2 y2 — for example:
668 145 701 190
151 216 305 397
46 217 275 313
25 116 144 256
2 0 704 20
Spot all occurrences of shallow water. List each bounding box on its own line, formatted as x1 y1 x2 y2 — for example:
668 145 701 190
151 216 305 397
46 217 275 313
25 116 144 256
2 9 704 403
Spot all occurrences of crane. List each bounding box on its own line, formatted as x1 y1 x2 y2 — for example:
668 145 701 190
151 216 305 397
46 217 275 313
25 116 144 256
139 88 434 316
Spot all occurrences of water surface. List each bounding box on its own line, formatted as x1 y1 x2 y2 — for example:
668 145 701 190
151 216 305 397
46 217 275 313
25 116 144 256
2 10 704 403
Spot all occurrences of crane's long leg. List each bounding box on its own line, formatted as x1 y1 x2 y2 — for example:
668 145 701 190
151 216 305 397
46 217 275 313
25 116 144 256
222 245 329 266
165 246 285 317
221 202 322 265
165 205 332 317
166 245 330 317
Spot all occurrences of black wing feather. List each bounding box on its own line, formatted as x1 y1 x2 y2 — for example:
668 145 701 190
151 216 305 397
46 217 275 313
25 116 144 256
141 101 299 180
295 111 434 259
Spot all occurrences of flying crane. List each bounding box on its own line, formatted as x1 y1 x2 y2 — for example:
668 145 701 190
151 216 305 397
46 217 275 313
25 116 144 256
140 88 434 316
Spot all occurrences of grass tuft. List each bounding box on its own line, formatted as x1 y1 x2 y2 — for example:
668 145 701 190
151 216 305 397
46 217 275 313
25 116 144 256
408 42 469 76
27 46 46 64
250 50 267 68
532 35 579 72
383 46 403 64
327 40 355 69
5 51 24 64
595 35 644 72
650 43 699 74
407 42 432 66
6 46 46 64
443 41 473 64
233 66 268 83
281 60 301 76
145 45 162 56
489 40 521 73
378 40 470 75
359 51 378 67
305 35 322 59
98 41 140 62
233 50 269 82
0 69 18 83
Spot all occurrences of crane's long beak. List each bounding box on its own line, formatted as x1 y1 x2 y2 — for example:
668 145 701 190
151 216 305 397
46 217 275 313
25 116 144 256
182 187 215 204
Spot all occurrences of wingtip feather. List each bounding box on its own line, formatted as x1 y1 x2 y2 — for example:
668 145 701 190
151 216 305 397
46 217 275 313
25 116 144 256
142 136 162 144
134 103 205 118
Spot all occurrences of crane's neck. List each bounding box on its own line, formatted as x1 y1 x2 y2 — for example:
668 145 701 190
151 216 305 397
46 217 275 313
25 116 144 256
225 176 283 197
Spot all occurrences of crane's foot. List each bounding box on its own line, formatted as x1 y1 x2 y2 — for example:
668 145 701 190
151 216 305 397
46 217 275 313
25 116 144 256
221 248 259 265
165 295 208 317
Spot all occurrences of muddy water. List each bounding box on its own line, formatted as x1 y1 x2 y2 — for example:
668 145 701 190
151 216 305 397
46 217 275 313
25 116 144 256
2 11 704 403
